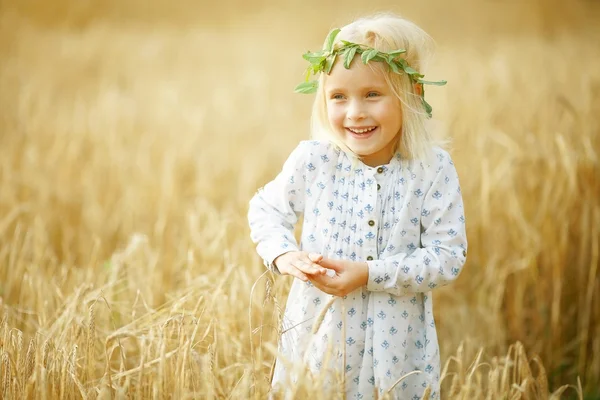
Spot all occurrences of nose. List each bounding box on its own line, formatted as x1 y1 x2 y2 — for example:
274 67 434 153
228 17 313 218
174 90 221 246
346 99 367 121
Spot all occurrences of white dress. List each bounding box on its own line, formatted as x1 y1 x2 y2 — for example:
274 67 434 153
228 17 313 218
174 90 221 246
248 140 467 400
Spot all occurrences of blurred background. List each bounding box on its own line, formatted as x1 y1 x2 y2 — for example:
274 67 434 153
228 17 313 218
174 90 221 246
0 0 598 398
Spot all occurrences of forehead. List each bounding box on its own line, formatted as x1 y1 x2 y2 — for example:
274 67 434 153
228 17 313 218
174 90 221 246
324 60 389 91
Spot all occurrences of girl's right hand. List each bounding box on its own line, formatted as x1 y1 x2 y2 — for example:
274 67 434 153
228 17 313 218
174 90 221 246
273 251 328 282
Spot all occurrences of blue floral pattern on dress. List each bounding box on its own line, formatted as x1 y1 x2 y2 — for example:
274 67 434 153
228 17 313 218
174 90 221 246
248 141 467 400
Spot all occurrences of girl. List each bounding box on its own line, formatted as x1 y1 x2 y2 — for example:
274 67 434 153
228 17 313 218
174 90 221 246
248 13 467 400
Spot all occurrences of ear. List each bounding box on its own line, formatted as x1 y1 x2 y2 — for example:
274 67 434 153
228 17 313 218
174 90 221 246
414 82 423 96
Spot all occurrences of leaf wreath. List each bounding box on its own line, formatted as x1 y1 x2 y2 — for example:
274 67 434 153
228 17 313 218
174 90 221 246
294 28 446 118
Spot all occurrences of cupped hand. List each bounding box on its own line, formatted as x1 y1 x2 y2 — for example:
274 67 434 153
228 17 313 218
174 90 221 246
273 251 328 282
309 259 369 297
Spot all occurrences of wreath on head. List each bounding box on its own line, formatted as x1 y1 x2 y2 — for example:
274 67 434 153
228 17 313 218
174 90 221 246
294 28 446 118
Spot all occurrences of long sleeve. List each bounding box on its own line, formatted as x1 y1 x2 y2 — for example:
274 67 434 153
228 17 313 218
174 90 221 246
366 154 467 296
248 142 310 272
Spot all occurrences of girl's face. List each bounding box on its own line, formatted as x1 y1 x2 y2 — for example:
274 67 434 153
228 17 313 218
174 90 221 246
324 60 403 167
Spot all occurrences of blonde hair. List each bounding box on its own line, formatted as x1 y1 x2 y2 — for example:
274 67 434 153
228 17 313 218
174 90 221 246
310 13 438 162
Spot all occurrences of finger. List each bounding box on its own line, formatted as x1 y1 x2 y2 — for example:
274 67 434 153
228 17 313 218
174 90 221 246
324 268 337 278
308 253 323 262
290 268 309 282
317 258 343 272
290 260 313 275
310 273 337 289
308 253 327 274
293 258 327 275
279 264 309 282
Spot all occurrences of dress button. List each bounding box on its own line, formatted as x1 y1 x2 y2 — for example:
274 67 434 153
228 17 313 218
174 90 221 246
367 256 373 261
377 184 381 190
368 220 375 226
377 167 384 174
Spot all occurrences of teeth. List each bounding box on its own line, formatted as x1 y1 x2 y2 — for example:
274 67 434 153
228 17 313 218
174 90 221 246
349 127 376 134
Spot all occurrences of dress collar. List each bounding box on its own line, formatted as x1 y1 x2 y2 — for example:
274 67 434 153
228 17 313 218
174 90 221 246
343 151 402 178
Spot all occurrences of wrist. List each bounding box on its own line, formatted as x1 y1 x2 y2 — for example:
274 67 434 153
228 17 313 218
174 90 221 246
273 251 293 267
272 251 294 274
358 261 369 285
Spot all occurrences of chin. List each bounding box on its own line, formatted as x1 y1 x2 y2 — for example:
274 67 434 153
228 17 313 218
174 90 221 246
349 145 377 156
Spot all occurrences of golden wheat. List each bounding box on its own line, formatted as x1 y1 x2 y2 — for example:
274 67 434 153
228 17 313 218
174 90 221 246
0 0 598 398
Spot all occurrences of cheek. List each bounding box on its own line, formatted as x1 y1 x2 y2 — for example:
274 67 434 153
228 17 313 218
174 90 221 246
378 103 402 126
327 105 345 126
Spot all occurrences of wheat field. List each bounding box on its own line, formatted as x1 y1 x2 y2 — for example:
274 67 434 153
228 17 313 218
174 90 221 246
0 0 599 398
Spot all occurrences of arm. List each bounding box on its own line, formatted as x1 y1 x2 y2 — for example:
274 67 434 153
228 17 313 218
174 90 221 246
247 142 309 272
366 154 467 296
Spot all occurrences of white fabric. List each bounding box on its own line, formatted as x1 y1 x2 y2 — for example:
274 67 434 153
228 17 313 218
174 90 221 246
248 140 467 399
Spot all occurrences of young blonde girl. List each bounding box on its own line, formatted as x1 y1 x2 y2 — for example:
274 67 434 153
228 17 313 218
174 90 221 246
248 13 467 400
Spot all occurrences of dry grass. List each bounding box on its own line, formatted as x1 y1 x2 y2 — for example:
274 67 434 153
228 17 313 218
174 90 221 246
0 0 599 398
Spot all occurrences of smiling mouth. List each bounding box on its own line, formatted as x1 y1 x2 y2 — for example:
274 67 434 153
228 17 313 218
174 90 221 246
346 126 377 134
346 126 378 139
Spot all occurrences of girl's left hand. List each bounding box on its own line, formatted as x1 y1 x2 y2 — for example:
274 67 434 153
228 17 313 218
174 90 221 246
308 259 369 297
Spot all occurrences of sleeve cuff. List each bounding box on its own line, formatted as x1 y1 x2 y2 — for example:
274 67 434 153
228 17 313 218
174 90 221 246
265 260 281 275
366 260 388 292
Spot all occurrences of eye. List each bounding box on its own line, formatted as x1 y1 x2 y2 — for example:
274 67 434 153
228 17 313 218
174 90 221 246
331 93 345 100
366 92 380 98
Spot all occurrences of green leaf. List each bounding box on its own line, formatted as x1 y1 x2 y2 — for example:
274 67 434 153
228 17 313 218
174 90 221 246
325 29 341 52
337 48 347 66
304 67 312 81
404 66 419 74
362 48 379 64
361 50 369 64
388 60 400 74
422 98 433 118
324 53 337 74
388 49 407 57
344 46 358 69
418 79 447 86
294 80 319 94
408 73 425 82
319 57 327 70
372 55 388 63
302 51 326 64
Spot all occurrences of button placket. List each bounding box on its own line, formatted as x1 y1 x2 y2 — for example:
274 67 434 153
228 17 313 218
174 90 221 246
371 165 390 260
363 168 378 263
374 165 386 193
